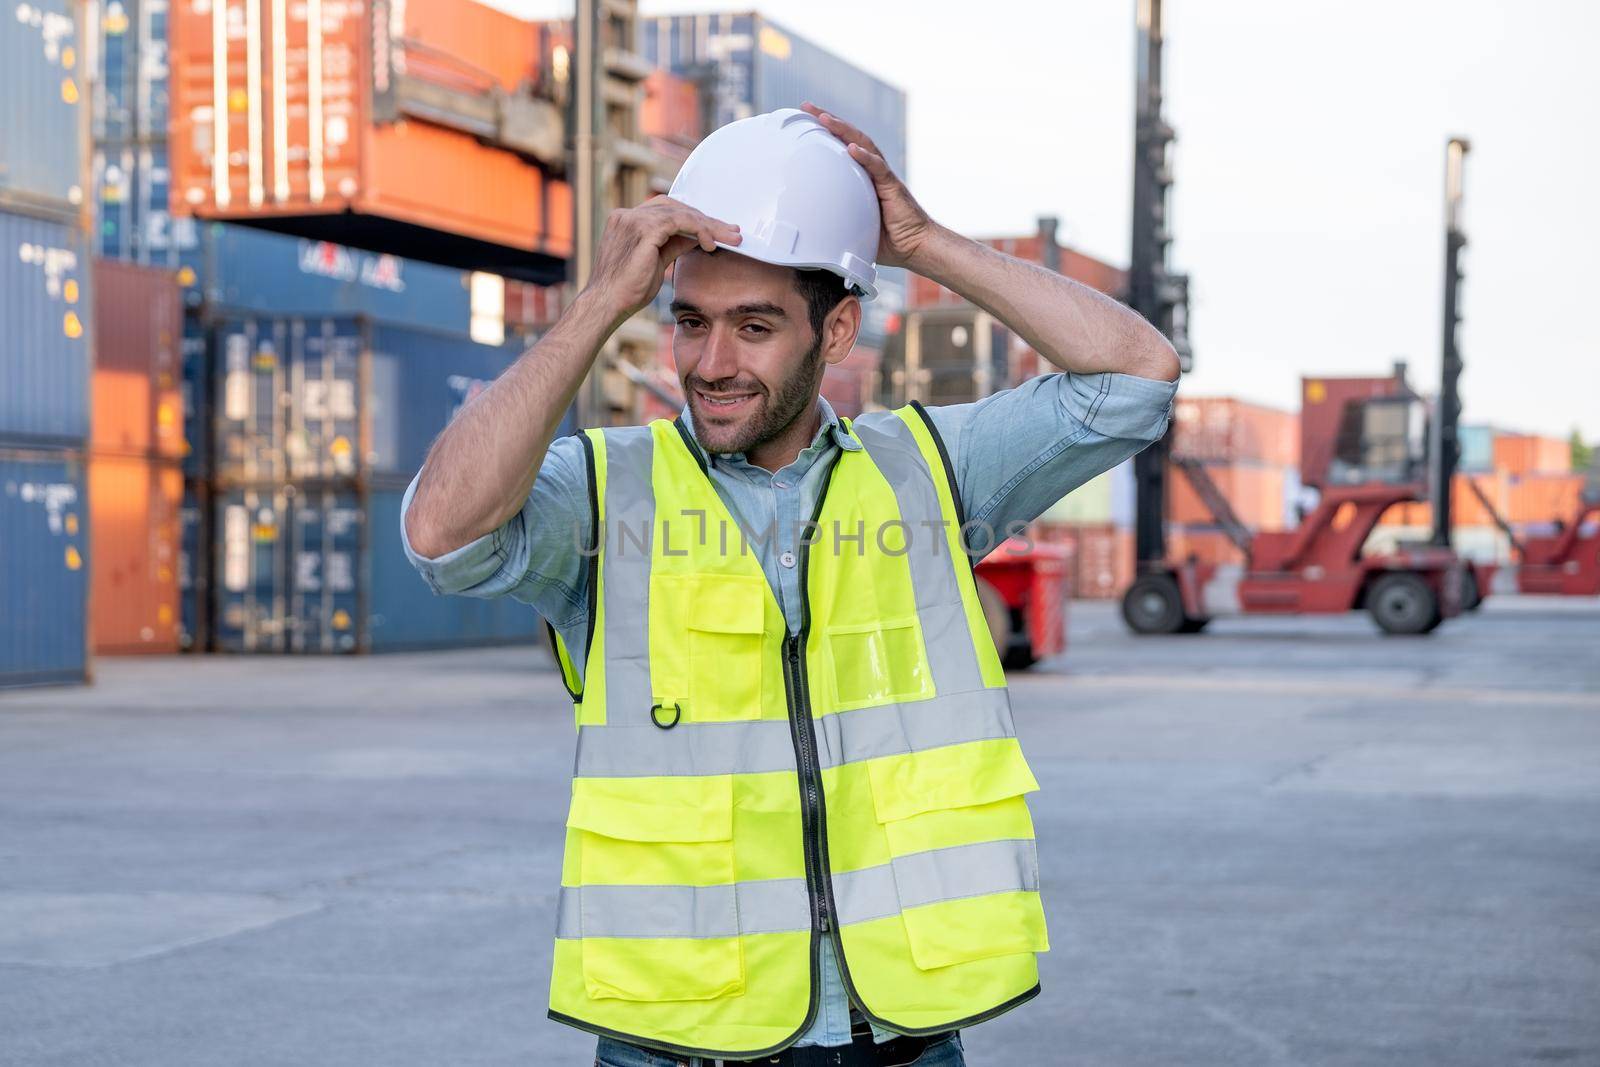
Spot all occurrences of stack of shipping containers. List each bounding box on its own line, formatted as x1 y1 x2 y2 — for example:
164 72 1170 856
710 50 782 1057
2 1 93 685
1165 397 1301 567
640 12 908 418
88 1 558 653
896 219 1142 599
1369 428 1584 562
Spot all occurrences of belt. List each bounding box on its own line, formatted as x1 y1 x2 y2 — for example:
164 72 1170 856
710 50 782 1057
711 1028 952 1067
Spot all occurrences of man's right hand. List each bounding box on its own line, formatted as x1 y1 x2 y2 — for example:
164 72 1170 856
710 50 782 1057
585 196 742 324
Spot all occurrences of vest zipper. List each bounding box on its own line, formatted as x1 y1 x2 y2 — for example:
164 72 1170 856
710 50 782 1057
780 456 858 1027
784 635 830 941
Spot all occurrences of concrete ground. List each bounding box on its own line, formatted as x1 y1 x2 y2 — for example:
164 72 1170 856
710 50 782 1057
1 597 1597 1067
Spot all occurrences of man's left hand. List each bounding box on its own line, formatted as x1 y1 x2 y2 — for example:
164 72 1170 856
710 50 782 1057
801 101 938 271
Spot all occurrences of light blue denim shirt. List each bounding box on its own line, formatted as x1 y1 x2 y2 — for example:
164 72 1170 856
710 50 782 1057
399 369 1177 1047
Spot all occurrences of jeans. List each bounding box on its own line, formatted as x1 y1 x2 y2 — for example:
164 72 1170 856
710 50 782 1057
594 1031 964 1067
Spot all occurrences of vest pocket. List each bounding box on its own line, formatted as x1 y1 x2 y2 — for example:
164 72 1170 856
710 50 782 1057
825 616 932 709
866 739 1049 971
686 573 766 722
566 775 745 1001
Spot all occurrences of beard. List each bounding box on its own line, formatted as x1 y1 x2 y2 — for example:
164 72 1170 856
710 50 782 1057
687 333 825 456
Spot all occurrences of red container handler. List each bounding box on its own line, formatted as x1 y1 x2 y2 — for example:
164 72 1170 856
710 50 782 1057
974 538 1073 669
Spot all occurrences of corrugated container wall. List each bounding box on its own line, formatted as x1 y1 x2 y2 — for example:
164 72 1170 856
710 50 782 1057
93 0 172 143
1 450 89 686
0 211 91 444
211 316 526 485
1493 434 1570 476
640 11 909 349
167 0 572 281
198 225 477 334
92 259 184 458
93 141 201 269
0 0 85 216
212 485 539 652
1171 397 1299 468
89 454 182 652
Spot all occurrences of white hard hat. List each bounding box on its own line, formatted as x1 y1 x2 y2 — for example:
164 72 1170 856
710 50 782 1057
669 108 881 300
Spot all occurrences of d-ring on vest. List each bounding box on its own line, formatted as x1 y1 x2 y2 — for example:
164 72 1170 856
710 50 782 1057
545 404 1049 1059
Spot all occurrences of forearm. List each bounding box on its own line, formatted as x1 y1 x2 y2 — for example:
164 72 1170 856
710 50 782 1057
404 290 619 558
910 224 1180 382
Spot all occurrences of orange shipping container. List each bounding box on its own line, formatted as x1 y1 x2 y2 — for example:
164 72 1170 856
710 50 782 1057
1171 397 1298 468
1507 473 1586 525
1493 434 1570 476
1383 472 1511 528
89 455 183 654
92 260 185 460
1168 461 1291 531
169 0 572 282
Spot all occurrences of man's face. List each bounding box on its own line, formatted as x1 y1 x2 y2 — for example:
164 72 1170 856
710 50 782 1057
670 250 831 456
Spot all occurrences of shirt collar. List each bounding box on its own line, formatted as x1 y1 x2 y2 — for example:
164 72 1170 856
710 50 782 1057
677 395 862 470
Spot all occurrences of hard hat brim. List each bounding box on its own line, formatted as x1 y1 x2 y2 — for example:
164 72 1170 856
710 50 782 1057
709 241 878 301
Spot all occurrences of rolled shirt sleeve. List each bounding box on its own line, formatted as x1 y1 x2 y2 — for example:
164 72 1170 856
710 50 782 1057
398 433 594 633
922 370 1178 542
1060 370 1178 442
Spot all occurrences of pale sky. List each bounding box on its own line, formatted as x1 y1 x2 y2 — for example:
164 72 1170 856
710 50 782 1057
492 0 1599 440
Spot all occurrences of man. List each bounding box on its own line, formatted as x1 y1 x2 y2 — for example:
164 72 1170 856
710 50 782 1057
403 105 1179 1067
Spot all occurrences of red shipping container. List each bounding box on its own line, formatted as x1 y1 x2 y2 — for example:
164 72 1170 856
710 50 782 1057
504 280 570 333
89 455 182 654
169 0 572 281
1036 522 1134 600
92 260 184 460
1493 434 1570 476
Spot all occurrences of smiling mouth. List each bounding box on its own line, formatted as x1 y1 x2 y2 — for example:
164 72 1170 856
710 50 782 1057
695 387 760 413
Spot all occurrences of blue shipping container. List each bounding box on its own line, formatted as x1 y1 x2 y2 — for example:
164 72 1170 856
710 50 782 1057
177 478 208 649
366 488 540 651
199 225 477 335
93 142 201 271
1459 424 1495 474
211 315 527 484
0 0 84 213
92 0 171 143
180 309 209 477
1 450 89 686
212 484 537 652
0 210 91 444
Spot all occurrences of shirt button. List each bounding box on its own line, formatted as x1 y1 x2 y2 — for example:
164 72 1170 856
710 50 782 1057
773 479 790 489
779 551 797 569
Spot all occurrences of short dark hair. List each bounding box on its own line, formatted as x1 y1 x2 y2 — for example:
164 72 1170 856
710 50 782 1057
793 267 851 342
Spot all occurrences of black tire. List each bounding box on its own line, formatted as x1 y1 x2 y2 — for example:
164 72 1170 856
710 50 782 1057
1122 573 1186 635
1002 607 1038 670
1367 572 1442 635
1461 568 1482 612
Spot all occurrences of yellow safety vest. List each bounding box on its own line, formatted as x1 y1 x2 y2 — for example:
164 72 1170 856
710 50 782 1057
547 404 1049 1058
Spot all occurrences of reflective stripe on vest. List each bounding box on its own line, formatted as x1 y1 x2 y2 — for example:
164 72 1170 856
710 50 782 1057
547 409 1048 1058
